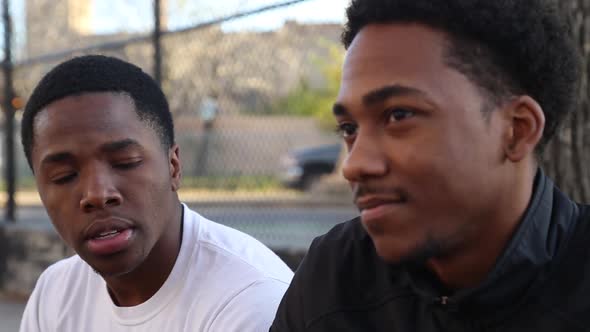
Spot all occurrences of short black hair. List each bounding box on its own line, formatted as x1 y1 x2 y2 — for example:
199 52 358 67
21 55 175 168
342 0 581 150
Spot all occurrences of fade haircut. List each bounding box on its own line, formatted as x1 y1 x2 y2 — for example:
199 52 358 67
21 55 175 168
342 0 581 150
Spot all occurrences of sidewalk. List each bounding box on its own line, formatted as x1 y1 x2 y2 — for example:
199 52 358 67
0 296 25 332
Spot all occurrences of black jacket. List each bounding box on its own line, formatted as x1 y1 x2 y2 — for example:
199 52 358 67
271 171 590 331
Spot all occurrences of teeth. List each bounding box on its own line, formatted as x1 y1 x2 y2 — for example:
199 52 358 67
96 230 120 239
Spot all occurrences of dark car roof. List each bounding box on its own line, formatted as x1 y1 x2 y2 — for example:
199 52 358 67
292 143 342 162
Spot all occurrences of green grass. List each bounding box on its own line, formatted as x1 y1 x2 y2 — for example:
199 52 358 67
1 175 283 192
181 175 282 191
0 177 37 191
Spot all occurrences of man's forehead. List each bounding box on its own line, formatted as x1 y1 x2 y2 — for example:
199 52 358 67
31 94 150 159
33 93 137 128
40 138 142 160
340 24 456 94
344 23 446 67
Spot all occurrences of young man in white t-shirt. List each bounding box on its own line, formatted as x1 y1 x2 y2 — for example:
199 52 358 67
18 55 293 332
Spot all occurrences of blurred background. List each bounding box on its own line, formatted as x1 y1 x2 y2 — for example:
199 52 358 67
2 0 590 330
0 0 357 330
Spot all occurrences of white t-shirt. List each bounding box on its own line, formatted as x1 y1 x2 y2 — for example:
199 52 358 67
20 204 293 332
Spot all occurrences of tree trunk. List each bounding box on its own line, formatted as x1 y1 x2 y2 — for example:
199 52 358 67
545 1 590 203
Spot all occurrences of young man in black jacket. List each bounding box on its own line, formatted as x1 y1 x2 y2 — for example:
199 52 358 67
271 0 590 331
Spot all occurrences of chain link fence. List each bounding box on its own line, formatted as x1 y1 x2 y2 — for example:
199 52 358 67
1 0 357 251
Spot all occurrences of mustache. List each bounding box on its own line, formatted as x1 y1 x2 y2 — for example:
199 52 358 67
353 184 409 202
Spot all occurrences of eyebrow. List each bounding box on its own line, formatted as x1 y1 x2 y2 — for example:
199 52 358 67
40 152 74 166
333 84 433 116
363 84 430 106
99 138 142 154
40 139 142 167
332 103 348 116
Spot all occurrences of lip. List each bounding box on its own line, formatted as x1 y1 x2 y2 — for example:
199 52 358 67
355 196 405 211
355 196 406 225
361 203 402 223
83 217 135 256
84 217 134 240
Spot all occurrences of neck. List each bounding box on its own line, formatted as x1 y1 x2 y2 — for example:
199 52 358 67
104 201 183 306
427 165 537 290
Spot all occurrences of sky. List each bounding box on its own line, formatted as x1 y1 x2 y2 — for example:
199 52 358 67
0 0 348 59
91 0 349 34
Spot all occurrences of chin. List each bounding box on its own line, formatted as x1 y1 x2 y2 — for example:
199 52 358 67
372 236 441 266
82 252 144 278
92 262 140 278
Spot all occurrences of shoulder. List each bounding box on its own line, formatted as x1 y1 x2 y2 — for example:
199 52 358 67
273 217 401 328
299 217 379 281
182 207 293 331
207 278 290 332
577 203 590 224
30 255 98 308
527 200 590 328
185 206 293 283
21 255 98 330
34 255 93 294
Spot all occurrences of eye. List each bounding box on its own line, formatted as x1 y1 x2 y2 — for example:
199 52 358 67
113 160 142 170
51 173 77 185
388 108 416 122
335 122 358 139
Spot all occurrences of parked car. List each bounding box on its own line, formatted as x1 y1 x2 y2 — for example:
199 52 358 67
279 143 342 190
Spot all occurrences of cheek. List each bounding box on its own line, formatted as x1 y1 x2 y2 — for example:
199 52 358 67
388 127 460 179
396 130 480 203
119 162 165 194
131 171 169 201
123 170 170 225
407 147 499 224
44 199 77 246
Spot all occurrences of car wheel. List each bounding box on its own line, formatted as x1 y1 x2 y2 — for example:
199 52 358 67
300 172 323 191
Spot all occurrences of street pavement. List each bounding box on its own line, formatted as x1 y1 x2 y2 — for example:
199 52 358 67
0 297 25 332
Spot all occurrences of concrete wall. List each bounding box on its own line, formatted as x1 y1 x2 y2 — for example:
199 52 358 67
0 223 71 297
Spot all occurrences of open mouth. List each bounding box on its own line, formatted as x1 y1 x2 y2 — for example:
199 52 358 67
94 230 121 240
84 218 135 256
87 228 134 256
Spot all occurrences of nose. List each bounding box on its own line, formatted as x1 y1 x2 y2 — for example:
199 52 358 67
341 133 388 182
79 167 123 212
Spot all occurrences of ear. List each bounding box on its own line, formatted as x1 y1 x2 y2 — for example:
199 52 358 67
168 144 182 191
502 96 545 162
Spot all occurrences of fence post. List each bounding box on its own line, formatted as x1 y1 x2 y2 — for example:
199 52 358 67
153 0 162 86
2 0 15 222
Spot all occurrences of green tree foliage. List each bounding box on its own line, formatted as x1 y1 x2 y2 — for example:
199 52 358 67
274 43 344 129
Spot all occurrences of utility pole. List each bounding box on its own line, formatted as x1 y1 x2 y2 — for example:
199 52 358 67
153 0 162 85
2 0 15 222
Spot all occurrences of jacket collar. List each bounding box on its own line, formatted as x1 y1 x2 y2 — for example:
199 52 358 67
402 169 580 318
